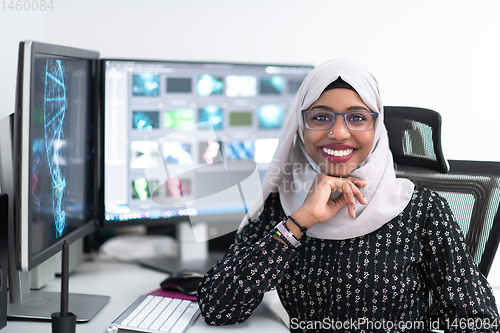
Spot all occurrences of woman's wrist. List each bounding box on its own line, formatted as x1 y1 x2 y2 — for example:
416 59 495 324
282 210 313 239
287 214 308 233
272 210 315 245
291 209 317 230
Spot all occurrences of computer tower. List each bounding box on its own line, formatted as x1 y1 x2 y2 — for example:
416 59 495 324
0 193 7 330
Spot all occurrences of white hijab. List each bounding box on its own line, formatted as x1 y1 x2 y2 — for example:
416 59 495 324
242 59 414 240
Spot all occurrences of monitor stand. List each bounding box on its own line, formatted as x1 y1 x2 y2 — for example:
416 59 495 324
8 268 110 323
8 289 110 323
139 221 225 274
1 114 110 323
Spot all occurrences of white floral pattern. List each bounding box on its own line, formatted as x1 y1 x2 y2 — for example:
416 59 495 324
198 187 499 332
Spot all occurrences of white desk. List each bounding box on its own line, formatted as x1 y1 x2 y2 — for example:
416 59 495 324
2 258 289 333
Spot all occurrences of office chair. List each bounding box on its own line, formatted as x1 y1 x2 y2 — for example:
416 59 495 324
384 106 500 277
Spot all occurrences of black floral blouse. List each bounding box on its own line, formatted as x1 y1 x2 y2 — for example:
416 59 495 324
198 187 500 332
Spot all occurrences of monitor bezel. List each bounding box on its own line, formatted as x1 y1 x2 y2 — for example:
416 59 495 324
99 58 313 229
13 41 101 271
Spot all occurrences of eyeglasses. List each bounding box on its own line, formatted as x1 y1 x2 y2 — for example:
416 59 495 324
301 110 378 131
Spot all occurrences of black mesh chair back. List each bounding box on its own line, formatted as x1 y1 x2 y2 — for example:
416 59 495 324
384 106 449 173
384 106 500 277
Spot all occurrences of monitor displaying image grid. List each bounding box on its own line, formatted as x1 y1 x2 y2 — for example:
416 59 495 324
102 59 312 233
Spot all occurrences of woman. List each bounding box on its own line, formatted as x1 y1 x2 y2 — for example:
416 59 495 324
197 59 499 332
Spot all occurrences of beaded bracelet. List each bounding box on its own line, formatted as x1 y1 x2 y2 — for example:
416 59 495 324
287 215 308 233
272 227 293 248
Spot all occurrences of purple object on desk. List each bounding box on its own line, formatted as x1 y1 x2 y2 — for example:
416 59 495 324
147 288 197 302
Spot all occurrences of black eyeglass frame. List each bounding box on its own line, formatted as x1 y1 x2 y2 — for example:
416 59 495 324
301 110 379 131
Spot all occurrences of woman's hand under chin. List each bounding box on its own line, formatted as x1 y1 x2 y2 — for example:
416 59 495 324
292 174 367 230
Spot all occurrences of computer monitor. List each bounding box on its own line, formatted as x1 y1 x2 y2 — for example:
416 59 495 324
101 59 312 242
2 41 109 321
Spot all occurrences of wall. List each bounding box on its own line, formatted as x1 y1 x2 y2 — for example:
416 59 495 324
1 0 500 161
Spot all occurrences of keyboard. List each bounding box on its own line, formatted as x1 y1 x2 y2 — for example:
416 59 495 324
109 295 200 333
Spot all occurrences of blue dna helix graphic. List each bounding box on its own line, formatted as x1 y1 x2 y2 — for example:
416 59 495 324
43 59 67 238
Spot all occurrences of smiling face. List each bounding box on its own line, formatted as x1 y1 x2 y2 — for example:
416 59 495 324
303 88 376 177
